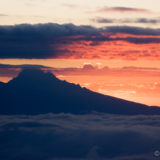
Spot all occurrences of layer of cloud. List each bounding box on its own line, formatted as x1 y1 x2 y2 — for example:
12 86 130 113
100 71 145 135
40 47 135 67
0 64 51 78
0 14 8 17
1 63 160 78
0 23 100 59
94 17 160 24
0 113 160 160
0 23 160 59
0 64 50 69
97 7 151 13
62 3 78 8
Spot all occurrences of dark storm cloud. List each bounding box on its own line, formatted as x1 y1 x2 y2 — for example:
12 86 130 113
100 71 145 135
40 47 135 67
0 113 160 160
0 23 100 59
0 23 160 59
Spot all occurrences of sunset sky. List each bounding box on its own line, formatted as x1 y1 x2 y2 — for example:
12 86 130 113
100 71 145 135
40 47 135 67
0 0 160 106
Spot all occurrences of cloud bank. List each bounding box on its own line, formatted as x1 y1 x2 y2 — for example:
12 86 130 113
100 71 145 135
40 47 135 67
0 113 160 160
0 23 160 59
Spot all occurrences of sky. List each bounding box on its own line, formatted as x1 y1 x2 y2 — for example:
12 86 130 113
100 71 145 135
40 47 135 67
0 0 160 106
0 0 160 27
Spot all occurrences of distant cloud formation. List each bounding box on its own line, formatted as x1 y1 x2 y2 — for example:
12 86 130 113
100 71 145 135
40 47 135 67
0 113 160 160
97 7 151 13
0 23 160 59
62 3 78 8
0 64 51 78
1 63 160 78
0 64 50 69
94 17 160 24
0 14 8 17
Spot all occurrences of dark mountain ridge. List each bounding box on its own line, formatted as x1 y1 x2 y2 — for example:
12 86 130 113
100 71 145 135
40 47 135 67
0 69 160 115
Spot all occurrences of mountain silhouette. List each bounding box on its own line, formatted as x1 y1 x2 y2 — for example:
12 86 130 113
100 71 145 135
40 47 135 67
0 69 160 115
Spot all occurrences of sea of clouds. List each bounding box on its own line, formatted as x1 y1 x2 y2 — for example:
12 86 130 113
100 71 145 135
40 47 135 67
0 113 160 160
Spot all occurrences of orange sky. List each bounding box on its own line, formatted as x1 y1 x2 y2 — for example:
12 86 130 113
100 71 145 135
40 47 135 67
0 25 160 106
48 33 160 60
0 64 160 106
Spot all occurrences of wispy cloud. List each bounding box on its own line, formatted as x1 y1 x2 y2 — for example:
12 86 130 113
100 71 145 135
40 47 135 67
62 3 78 8
0 14 8 17
93 17 160 24
97 7 152 14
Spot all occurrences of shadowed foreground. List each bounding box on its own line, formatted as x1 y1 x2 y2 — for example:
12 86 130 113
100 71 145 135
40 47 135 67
0 113 159 160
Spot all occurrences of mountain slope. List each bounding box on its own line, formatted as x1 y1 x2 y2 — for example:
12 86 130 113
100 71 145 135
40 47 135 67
0 69 160 115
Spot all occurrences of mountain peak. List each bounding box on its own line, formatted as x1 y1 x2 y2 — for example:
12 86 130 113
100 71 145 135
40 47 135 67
8 69 59 86
17 68 57 79
1 69 160 115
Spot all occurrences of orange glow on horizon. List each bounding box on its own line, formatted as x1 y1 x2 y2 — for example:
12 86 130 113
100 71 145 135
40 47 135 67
53 33 160 60
57 75 160 106
0 33 160 106
0 67 160 106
